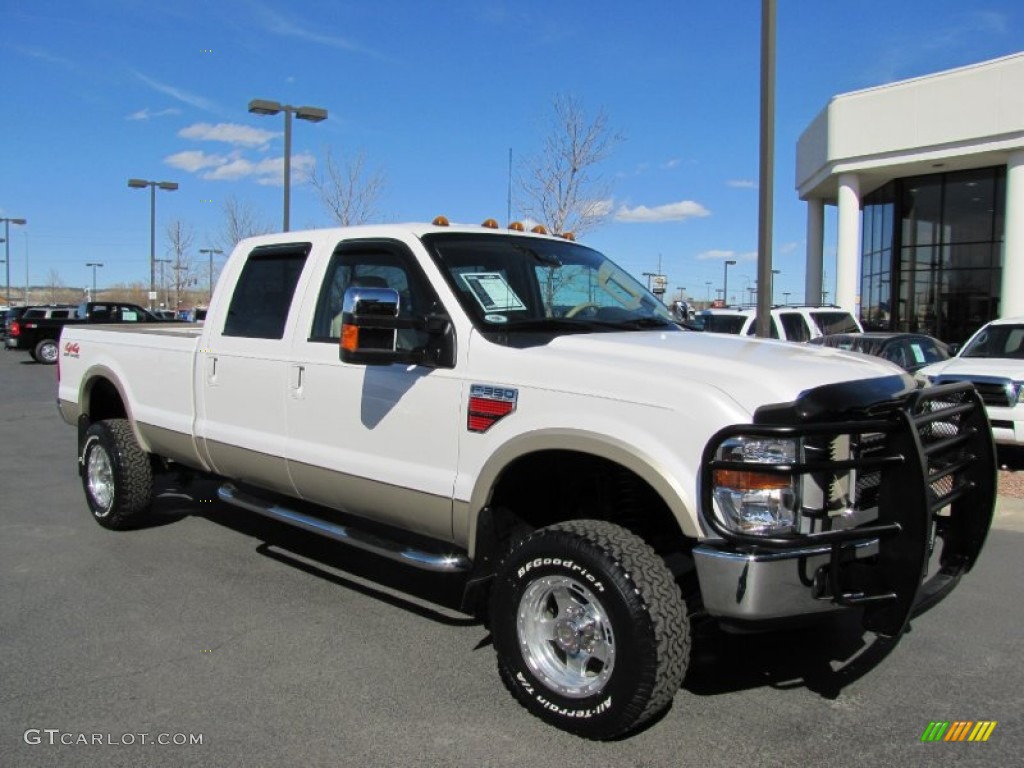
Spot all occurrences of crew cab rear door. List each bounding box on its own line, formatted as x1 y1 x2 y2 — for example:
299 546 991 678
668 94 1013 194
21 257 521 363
195 242 312 496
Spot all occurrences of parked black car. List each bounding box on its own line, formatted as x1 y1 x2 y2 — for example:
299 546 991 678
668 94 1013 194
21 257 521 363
808 332 950 373
5 302 165 364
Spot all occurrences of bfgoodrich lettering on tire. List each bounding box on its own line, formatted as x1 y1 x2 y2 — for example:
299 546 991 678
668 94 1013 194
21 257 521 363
490 520 689 739
81 418 153 530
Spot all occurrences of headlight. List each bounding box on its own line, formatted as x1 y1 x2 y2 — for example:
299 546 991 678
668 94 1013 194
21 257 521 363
1016 382 1024 405
711 437 800 535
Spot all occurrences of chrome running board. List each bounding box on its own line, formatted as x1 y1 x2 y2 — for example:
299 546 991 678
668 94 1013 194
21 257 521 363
217 484 471 573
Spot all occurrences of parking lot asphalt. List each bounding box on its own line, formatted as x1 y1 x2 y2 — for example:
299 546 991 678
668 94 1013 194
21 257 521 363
1 350 1021 767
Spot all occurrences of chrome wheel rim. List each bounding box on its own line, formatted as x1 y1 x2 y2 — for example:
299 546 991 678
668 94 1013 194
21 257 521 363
517 575 615 698
40 342 58 363
87 445 114 514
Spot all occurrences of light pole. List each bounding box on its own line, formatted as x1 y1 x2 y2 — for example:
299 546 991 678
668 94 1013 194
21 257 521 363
154 258 171 308
2 218 27 306
248 99 328 231
199 248 223 301
128 179 178 310
86 262 103 299
783 291 791 304
723 259 736 308
705 281 712 304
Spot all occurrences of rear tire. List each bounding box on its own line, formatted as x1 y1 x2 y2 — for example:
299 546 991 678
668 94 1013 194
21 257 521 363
81 419 153 530
490 520 689 739
34 338 59 365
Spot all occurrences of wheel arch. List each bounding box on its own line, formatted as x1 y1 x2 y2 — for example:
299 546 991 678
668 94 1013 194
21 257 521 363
460 429 700 614
76 366 150 453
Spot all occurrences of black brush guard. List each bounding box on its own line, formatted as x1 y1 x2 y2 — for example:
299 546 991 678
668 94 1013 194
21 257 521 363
700 382 996 637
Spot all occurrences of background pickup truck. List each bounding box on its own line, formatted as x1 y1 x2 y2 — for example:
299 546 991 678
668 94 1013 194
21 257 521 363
6 301 164 363
56 220 996 739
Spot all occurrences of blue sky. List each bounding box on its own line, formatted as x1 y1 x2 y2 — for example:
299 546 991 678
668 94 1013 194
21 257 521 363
2 0 1022 304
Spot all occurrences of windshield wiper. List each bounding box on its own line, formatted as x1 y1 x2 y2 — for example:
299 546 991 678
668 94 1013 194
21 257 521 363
609 317 676 329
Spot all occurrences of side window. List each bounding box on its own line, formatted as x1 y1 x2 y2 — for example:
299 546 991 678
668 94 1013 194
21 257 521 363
745 317 780 339
310 243 440 351
779 312 810 341
223 244 310 339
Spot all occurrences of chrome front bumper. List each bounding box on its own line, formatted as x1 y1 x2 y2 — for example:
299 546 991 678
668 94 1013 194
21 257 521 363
693 540 877 621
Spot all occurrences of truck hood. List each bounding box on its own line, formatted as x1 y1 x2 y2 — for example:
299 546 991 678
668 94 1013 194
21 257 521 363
484 330 910 416
918 356 1024 380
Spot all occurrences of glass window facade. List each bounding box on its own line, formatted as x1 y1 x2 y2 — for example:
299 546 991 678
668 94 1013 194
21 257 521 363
860 167 1005 344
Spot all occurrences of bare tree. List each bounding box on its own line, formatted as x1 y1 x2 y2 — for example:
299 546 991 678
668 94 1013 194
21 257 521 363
518 94 624 237
308 147 387 226
218 196 274 252
45 268 64 303
166 219 196 310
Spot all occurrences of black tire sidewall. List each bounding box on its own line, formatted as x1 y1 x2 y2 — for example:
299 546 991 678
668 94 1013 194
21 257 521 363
82 423 118 521
35 339 58 364
491 534 659 737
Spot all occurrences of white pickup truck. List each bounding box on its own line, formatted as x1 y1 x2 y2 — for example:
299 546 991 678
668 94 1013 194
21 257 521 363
57 220 996 739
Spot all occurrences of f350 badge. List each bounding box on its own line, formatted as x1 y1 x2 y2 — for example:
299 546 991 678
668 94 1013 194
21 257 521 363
468 384 518 433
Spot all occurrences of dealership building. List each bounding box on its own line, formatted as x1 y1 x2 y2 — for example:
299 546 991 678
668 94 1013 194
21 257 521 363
796 51 1024 343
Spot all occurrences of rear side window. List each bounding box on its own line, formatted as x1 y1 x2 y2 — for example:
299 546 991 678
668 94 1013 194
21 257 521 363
778 312 810 341
812 311 860 335
223 244 311 339
703 314 747 334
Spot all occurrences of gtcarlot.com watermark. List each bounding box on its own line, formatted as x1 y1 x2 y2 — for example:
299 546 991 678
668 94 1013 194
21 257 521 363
24 729 203 747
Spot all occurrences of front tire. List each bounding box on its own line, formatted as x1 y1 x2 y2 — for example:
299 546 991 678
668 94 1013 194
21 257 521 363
81 419 153 530
490 520 689 739
34 338 59 365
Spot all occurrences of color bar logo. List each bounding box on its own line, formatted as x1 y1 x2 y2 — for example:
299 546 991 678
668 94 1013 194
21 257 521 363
921 721 997 742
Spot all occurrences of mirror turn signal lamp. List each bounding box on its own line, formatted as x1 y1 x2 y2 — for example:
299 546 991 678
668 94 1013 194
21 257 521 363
431 215 573 241
340 324 360 353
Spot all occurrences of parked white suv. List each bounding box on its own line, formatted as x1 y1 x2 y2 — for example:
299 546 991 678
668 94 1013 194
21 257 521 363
698 305 863 342
917 316 1024 446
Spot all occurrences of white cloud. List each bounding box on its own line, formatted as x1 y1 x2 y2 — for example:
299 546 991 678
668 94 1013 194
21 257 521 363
167 151 315 185
133 70 219 113
127 107 182 121
251 2 387 60
615 200 710 223
165 150 229 173
727 179 756 189
179 122 278 147
777 241 800 255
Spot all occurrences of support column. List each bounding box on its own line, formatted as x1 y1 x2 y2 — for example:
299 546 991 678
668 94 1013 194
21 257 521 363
835 173 861 313
804 198 824 305
1002 151 1024 318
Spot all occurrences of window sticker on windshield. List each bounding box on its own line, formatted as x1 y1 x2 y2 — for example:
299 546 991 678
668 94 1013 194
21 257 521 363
909 343 926 364
484 314 508 323
460 273 527 312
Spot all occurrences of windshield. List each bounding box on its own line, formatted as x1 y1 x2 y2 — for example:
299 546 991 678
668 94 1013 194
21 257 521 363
423 233 676 338
960 323 1024 359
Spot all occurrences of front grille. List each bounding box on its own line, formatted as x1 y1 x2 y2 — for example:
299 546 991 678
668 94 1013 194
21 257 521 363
701 381 996 636
936 375 1014 408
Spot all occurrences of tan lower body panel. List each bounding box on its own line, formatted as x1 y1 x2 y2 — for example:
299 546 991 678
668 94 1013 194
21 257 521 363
288 460 454 544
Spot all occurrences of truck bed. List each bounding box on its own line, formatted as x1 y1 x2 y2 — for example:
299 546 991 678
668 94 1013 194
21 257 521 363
58 324 207 469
